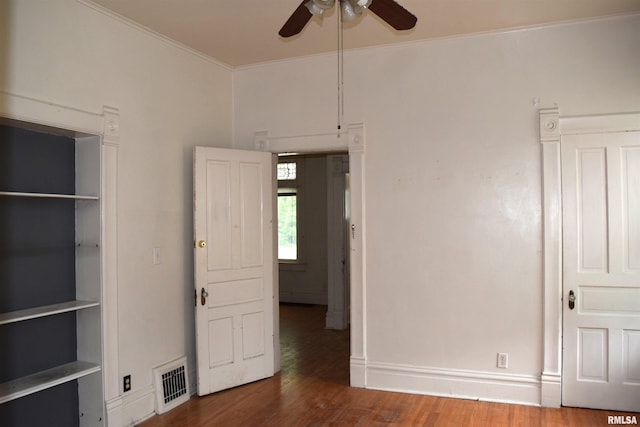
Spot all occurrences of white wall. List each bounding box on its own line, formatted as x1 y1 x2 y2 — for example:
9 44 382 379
2 0 232 424
234 14 640 404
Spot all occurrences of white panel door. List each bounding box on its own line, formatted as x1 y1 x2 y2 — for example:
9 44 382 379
562 131 640 411
194 147 274 395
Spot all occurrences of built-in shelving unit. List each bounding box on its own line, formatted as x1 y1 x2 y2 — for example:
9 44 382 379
0 121 104 426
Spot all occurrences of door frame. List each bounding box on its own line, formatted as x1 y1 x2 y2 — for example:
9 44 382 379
253 124 366 387
539 108 640 407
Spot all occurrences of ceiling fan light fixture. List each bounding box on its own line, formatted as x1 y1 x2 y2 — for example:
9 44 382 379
341 0 365 22
305 0 335 15
340 1 356 21
314 0 336 7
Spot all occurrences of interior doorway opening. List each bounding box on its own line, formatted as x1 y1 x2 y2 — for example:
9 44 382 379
275 152 351 380
256 123 365 387
275 153 350 327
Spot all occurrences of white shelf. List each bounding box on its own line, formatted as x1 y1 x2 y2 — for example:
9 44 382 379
0 300 100 325
0 361 101 404
0 191 98 200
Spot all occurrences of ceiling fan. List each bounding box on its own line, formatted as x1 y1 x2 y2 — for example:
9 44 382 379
279 0 417 37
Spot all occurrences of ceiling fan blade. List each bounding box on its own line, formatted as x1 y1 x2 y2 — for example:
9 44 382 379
279 1 313 37
368 0 417 31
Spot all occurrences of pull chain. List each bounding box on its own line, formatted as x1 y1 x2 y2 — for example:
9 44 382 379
337 2 344 131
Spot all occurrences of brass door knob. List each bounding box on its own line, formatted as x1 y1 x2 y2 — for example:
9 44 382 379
198 240 207 248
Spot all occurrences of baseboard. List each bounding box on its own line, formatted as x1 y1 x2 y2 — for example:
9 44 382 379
189 368 197 396
325 309 347 330
540 372 562 408
121 384 156 426
350 357 366 388
279 292 327 305
365 361 541 406
105 396 123 427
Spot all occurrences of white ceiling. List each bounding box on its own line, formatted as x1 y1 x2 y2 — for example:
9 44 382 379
87 0 640 67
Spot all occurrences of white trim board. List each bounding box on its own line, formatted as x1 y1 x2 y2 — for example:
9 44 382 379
366 362 541 406
0 90 103 136
121 384 156 426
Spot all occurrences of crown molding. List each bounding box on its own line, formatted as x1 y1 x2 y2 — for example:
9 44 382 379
77 0 233 71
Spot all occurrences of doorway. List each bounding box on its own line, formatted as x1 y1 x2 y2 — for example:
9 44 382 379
275 153 350 328
275 153 351 381
254 124 366 386
560 130 640 411
539 109 640 410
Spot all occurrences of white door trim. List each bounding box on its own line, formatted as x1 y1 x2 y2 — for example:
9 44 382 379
254 124 366 387
539 108 640 408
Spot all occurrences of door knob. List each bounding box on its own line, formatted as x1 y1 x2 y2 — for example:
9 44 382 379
198 240 207 248
568 290 576 310
201 287 209 306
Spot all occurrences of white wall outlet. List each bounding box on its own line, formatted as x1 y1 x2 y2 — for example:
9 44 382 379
497 352 508 369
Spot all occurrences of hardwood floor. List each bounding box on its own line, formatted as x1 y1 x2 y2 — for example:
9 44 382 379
139 304 636 426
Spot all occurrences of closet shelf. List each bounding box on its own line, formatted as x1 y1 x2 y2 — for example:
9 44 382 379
0 191 98 200
0 361 101 404
0 300 100 325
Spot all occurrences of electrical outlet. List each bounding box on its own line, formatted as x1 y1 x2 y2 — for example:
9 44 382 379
123 375 131 392
497 353 508 369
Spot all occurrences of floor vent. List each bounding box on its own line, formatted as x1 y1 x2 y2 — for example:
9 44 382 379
153 357 190 414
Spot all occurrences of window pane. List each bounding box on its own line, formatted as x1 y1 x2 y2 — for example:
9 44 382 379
278 195 297 260
277 162 296 180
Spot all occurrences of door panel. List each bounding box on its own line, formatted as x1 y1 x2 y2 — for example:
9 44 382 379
562 132 640 411
575 148 608 272
239 162 264 267
577 328 608 381
624 330 640 383
242 312 265 359
209 317 234 367
194 147 274 396
206 160 233 270
622 147 640 271
209 278 263 307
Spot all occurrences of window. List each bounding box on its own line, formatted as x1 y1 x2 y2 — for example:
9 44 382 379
277 162 296 181
277 192 297 260
277 158 302 262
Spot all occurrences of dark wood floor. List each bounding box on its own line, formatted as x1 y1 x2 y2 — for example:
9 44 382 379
140 304 636 426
